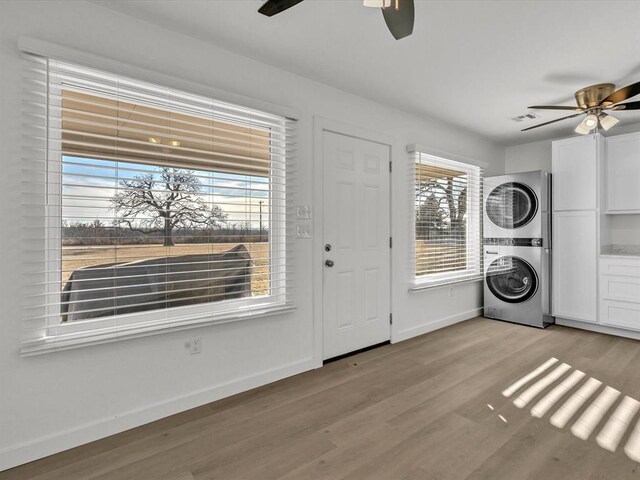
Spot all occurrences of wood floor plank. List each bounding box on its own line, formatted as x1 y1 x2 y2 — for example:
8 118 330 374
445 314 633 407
3 317 640 480
340 413 477 480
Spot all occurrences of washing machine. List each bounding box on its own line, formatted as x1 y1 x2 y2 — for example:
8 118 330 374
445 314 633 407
483 171 551 243
483 240 553 328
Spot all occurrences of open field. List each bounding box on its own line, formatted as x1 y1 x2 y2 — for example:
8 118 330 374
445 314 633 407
62 242 270 296
415 240 467 276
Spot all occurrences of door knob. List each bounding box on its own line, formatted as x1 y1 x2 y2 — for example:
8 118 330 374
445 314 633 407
325 259 334 268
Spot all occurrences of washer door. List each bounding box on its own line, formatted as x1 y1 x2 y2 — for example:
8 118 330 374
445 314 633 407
485 182 538 229
486 256 538 303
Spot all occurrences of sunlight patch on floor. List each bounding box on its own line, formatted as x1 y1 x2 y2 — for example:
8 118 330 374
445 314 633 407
502 357 558 398
531 370 585 418
500 357 640 463
597 396 640 452
512 363 571 408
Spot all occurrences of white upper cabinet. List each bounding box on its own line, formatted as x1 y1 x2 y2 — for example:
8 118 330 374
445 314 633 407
552 136 598 211
607 133 640 213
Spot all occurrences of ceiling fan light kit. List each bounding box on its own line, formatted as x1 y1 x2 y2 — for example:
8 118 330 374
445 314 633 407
524 80 640 135
598 112 620 131
574 114 598 134
584 114 598 128
574 121 592 135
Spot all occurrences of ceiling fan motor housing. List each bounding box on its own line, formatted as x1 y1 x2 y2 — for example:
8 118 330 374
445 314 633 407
575 83 616 109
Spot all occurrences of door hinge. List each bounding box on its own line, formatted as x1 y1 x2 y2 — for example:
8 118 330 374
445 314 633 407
390 237 393 248
389 160 392 173
390 313 393 325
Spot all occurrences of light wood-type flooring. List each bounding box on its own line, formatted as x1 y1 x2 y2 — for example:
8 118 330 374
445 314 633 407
5 317 640 480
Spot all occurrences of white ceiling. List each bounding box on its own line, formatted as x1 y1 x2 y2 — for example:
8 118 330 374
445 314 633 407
93 0 640 145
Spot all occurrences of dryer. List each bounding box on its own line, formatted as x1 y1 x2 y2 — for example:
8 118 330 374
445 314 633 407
483 241 553 328
483 171 550 244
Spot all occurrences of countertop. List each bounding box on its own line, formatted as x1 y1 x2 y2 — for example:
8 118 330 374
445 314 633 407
600 245 640 257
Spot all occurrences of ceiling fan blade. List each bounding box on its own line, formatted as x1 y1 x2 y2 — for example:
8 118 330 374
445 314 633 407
528 105 583 111
601 81 640 106
258 0 304 17
382 0 414 40
612 101 640 111
521 113 582 132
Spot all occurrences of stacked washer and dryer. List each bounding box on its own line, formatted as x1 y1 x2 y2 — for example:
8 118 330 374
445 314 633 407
483 171 554 328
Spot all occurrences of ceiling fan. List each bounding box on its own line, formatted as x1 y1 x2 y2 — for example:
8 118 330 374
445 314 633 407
522 81 640 134
258 0 415 40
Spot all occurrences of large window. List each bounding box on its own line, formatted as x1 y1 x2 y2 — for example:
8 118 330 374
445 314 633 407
412 150 482 287
22 56 295 353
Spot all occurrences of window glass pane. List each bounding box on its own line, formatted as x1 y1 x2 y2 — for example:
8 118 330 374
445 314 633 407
61 157 272 322
413 153 481 285
415 163 468 276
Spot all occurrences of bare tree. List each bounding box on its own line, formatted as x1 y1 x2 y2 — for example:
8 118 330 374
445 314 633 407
111 167 227 246
416 175 467 240
416 193 445 240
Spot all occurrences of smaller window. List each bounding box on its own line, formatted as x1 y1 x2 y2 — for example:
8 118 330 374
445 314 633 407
412 151 482 287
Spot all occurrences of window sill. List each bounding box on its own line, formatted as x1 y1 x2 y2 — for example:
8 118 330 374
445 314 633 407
409 276 482 293
21 304 296 356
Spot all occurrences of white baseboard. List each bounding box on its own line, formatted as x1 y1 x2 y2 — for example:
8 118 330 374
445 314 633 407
0 358 315 472
555 318 640 341
393 308 482 343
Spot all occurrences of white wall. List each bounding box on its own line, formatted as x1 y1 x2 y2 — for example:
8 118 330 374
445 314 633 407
609 217 640 245
0 0 504 470
505 139 552 174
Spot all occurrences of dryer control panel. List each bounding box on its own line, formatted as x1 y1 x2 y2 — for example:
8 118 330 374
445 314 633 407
483 237 544 247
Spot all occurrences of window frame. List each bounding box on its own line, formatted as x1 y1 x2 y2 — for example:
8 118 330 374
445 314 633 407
411 150 482 289
24 55 295 353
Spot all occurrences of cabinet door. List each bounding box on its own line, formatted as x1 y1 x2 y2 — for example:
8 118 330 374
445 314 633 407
553 211 597 322
601 300 640 331
607 134 640 212
552 136 598 211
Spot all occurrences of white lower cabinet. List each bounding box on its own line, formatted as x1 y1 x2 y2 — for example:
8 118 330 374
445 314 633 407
600 256 640 331
552 211 597 322
600 300 640 331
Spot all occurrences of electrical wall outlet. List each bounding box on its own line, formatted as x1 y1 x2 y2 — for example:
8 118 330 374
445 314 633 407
190 336 201 355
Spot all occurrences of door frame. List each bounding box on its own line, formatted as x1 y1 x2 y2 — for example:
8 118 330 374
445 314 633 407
312 117 396 367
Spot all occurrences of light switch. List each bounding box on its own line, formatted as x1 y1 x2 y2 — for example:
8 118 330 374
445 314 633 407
296 205 312 220
297 224 312 239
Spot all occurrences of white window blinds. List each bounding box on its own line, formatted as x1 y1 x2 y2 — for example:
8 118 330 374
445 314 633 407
22 53 296 354
410 148 482 287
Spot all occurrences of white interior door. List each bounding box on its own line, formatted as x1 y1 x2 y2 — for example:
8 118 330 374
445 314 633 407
322 130 391 360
